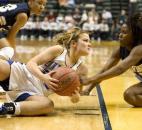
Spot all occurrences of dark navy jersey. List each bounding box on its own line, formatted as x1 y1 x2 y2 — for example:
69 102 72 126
120 46 142 66
0 2 30 29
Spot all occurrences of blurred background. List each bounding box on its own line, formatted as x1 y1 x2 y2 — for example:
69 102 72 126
3 0 141 42
0 0 141 74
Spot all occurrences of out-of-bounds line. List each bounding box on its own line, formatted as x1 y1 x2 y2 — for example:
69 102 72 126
96 84 112 130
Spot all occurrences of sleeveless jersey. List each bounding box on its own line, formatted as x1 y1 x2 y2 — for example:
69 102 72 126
40 49 83 74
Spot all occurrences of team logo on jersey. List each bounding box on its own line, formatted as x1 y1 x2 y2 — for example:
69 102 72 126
0 4 17 13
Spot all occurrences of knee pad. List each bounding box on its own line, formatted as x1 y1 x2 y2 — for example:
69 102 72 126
0 47 14 60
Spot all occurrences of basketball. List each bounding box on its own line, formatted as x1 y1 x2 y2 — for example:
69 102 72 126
52 67 80 96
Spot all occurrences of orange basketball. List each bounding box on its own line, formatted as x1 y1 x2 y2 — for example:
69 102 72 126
52 67 80 96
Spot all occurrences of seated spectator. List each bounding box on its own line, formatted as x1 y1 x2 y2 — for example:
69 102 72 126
58 0 68 7
80 10 88 26
20 17 34 40
40 17 50 40
102 9 112 26
48 18 58 40
67 0 76 8
99 20 109 40
73 7 82 26
111 19 121 40
64 13 74 24
118 10 127 25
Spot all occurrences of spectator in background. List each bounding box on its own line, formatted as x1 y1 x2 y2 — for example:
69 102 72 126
73 7 81 26
47 10 55 21
99 19 109 40
80 10 88 26
20 17 33 41
118 10 127 25
40 17 49 40
111 18 121 40
58 0 68 7
56 13 66 32
56 13 64 23
64 13 74 24
30 17 40 41
48 18 58 40
91 8 99 23
82 15 95 40
67 0 76 8
102 9 112 26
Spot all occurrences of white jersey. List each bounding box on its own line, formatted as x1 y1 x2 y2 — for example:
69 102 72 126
40 49 82 73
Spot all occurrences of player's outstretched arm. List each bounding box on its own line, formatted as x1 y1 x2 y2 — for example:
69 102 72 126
7 13 28 48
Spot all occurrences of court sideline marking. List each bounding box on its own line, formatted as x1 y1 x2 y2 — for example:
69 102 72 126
96 84 112 130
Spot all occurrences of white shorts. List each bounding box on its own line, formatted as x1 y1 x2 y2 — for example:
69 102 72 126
8 62 53 101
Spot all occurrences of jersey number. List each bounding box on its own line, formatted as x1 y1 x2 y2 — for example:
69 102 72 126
0 4 17 13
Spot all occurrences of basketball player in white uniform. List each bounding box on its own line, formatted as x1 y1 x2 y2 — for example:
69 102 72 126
0 28 91 116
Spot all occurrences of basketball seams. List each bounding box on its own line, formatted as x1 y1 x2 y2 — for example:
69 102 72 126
52 67 80 96
56 71 76 92
56 75 80 96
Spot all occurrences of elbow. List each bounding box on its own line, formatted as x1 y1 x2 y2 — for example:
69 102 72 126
16 13 28 27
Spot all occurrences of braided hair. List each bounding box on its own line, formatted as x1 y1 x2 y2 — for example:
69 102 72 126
127 12 142 46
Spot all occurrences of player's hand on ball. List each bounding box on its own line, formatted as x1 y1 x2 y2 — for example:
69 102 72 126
44 71 59 91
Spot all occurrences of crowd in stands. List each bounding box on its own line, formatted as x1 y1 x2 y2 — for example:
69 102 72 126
19 0 127 42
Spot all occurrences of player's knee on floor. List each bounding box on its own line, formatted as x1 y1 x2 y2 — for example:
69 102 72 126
123 90 136 103
44 100 54 113
0 47 14 60
46 100 54 112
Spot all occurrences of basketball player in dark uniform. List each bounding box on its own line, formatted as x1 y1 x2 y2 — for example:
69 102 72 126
0 0 47 59
81 12 142 107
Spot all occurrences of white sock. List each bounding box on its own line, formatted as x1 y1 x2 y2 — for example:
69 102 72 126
14 102 21 115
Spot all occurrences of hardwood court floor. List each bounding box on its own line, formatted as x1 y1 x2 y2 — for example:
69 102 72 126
0 40 142 130
0 91 105 130
101 75 142 130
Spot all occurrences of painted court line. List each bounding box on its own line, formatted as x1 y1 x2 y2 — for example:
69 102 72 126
96 84 112 130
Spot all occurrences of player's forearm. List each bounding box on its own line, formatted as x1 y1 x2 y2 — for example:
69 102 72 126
90 64 126 83
27 61 45 81
6 26 19 48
